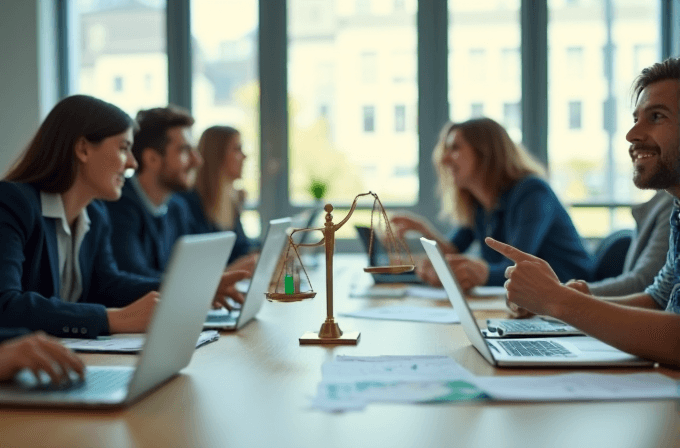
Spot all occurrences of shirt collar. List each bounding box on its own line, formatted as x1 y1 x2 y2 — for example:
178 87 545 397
130 175 169 217
40 191 91 235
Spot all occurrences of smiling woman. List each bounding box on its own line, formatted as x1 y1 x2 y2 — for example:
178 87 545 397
391 117 593 290
0 95 162 338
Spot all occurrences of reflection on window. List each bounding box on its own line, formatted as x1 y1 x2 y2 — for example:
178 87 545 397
191 0 260 204
568 101 582 129
548 0 659 237
471 102 484 118
71 0 168 117
449 1 521 142
394 105 406 132
288 0 418 206
363 106 375 132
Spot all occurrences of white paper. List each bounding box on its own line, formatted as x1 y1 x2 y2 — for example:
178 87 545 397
469 286 506 297
62 330 219 353
340 305 459 324
475 372 680 401
404 285 449 299
311 356 483 411
349 285 408 298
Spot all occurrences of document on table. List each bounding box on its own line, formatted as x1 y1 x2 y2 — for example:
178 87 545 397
311 356 487 412
62 330 220 353
474 372 680 401
469 286 506 297
340 305 460 324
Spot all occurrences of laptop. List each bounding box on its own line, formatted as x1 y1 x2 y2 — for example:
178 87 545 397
483 316 583 338
355 225 423 284
420 237 654 367
0 231 236 408
204 217 292 330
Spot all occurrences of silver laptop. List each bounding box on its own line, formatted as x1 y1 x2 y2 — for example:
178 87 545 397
420 238 654 368
204 217 292 330
483 316 583 338
0 232 236 408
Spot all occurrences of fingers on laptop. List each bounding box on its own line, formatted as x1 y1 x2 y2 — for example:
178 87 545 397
505 297 535 319
3 332 85 383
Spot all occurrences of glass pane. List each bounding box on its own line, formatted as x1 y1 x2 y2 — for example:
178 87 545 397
191 0 260 206
288 0 418 206
448 1 522 143
72 0 168 117
548 0 660 221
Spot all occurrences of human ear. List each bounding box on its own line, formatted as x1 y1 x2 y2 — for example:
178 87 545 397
141 148 161 171
74 137 90 164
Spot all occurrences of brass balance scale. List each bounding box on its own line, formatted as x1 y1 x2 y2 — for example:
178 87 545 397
265 191 415 345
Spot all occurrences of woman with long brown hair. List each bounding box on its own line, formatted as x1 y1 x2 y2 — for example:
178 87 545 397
180 126 257 271
392 117 592 290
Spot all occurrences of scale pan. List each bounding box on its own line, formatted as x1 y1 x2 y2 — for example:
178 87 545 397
363 265 415 274
265 292 317 303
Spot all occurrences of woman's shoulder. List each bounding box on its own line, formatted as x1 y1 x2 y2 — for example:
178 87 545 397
0 182 41 211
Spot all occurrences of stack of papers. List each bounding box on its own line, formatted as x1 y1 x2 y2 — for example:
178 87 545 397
62 330 220 353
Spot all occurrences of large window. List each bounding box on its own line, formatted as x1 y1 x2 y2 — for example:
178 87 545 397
448 0 522 142
548 0 660 237
191 0 260 233
287 0 418 206
71 0 168 117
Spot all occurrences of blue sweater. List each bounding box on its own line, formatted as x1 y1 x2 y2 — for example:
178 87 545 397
0 182 159 338
179 190 254 264
451 176 593 286
105 180 193 278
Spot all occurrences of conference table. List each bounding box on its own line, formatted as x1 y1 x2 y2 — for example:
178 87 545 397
0 255 679 448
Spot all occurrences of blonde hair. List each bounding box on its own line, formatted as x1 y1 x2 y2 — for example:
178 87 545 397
432 117 545 226
194 126 240 227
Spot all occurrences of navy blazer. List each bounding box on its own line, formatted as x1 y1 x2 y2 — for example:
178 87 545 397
178 190 254 263
105 180 193 278
0 182 159 338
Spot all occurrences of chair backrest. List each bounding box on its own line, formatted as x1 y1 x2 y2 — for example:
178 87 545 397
592 229 634 281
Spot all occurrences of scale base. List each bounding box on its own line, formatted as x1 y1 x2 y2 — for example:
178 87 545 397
299 331 361 345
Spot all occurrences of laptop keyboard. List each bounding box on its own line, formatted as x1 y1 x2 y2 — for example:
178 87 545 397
205 309 239 323
496 320 568 333
497 340 574 357
18 368 133 394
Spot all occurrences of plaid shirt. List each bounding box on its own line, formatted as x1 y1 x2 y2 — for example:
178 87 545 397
645 199 680 313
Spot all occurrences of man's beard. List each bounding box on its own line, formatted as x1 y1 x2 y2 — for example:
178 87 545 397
159 170 190 192
633 154 680 190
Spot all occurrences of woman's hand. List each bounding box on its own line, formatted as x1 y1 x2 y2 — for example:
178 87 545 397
415 254 489 292
390 213 436 240
106 291 160 334
213 269 251 310
227 253 258 276
0 332 85 383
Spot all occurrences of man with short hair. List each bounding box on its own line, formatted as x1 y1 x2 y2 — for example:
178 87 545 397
106 106 202 279
486 58 680 366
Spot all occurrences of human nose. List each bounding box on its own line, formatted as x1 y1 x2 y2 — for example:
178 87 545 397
126 149 138 170
626 119 645 144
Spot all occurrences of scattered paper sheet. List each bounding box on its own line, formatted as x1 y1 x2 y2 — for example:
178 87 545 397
469 286 506 297
475 372 680 401
340 305 459 324
62 330 219 353
311 356 486 412
405 285 448 299
349 286 408 298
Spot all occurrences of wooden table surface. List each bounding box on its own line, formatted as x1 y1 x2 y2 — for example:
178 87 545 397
1 255 678 448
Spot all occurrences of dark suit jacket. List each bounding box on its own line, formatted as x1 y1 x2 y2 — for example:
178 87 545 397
105 180 193 278
178 189 254 264
0 182 159 338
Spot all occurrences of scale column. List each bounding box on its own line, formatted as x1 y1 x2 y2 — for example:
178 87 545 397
318 204 342 339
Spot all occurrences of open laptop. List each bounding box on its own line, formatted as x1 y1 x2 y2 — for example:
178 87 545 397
0 232 236 408
355 225 423 284
420 237 654 367
204 217 292 330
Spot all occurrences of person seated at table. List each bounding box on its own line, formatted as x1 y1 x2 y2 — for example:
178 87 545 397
582 190 673 297
178 125 258 273
0 95 246 339
485 58 680 366
392 117 592 290
0 330 84 384
105 105 203 279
